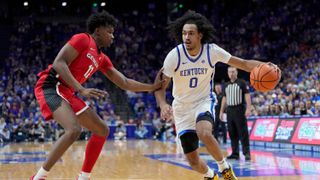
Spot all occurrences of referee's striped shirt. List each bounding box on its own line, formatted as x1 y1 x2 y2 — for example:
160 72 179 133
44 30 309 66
223 79 249 106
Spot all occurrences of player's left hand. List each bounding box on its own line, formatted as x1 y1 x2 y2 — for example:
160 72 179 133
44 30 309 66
79 88 108 99
267 62 282 79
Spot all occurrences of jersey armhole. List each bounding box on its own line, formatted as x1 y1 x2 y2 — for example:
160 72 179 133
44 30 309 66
241 80 249 93
207 44 215 68
174 46 181 72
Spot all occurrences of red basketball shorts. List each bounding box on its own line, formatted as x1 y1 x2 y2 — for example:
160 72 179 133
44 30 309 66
34 69 88 120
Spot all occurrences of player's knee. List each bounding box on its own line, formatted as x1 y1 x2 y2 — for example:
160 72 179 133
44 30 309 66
197 129 213 143
65 126 82 141
96 124 109 137
101 125 109 137
180 132 199 154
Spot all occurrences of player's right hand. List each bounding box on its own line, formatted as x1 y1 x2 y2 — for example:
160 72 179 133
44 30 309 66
79 88 108 99
152 68 166 92
160 104 173 121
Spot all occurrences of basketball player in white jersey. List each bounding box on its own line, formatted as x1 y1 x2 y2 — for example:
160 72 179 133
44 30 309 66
155 11 280 180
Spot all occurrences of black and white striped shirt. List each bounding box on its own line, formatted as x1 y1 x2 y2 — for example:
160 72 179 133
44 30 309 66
223 79 249 106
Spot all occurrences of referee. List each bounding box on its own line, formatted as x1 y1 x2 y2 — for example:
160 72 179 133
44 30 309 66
219 67 252 161
213 83 227 144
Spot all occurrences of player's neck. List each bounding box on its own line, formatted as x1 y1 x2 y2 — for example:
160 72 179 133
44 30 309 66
91 34 102 49
187 45 202 56
90 34 103 53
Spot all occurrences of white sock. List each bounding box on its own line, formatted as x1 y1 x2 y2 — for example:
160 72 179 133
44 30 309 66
217 158 229 172
79 171 91 180
34 167 49 180
204 166 214 178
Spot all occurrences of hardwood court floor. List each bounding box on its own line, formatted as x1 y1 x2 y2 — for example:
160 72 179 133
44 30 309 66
0 140 320 179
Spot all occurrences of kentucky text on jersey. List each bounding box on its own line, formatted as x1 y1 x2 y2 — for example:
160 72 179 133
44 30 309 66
180 68 208 76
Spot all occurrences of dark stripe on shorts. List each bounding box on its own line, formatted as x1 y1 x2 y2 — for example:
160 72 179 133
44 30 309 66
42 68 59 89
42 68 62 112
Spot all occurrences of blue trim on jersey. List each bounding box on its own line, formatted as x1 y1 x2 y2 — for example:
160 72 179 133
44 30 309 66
174 46 181 72
182 44 203 63
211 93 216 120
197 112 207 118
207 44 215 68
209 73 215 116
178 129 196 137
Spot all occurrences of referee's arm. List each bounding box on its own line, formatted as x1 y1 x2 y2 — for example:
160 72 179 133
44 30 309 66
219 96 227 121
242 81 252 117
245 93 252 117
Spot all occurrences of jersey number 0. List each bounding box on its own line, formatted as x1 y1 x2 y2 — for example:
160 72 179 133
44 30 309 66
189 77 198 88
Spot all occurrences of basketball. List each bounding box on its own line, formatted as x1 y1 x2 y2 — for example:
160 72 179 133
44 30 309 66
250 63 281 92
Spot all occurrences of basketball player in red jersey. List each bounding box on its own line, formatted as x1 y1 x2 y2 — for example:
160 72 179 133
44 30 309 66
31 11 163 180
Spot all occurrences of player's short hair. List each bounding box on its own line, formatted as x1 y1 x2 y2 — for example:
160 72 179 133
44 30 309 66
167 10 216 44
87 11 117 34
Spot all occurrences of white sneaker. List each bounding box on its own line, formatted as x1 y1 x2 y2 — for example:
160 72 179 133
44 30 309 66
77 174 90 180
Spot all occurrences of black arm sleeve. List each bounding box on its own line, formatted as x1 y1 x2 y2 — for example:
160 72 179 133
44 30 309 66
240 79 249 94
222 83 227 97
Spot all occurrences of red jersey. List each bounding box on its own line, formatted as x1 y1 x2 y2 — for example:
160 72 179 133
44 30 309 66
38 33 113 90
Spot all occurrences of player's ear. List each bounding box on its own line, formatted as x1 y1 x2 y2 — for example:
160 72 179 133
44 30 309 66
94 27 100 36
199 32 203 39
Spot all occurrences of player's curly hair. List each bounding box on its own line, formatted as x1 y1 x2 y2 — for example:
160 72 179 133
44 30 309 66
167 10 216 44
87 11 117 34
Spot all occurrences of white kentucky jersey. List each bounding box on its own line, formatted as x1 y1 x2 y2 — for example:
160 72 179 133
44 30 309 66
163 43 231 103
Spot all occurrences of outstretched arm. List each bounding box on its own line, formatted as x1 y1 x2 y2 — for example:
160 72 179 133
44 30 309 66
227 56 265 72
104 67 163 92
154 74 173 120
228 56 281 81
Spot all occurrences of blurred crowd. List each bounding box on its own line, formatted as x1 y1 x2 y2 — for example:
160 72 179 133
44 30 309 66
122 0 320 119
1 0 319 143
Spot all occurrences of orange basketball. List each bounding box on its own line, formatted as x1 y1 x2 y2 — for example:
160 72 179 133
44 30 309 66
250 63 281 92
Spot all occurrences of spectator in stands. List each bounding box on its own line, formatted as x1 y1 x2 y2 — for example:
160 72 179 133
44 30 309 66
299 102 307 115
134 98 146 118
34 121 45 142
0 0 318 155
287 102 295 115
151 112 162 139
306 100 315 115
0 118 10 143
12 123 27 142
279 105 290 116
314 101 320 115
24 119 35 141
0 1 318 144
135 121 148 139
114 121 127 141
161 120 176 141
